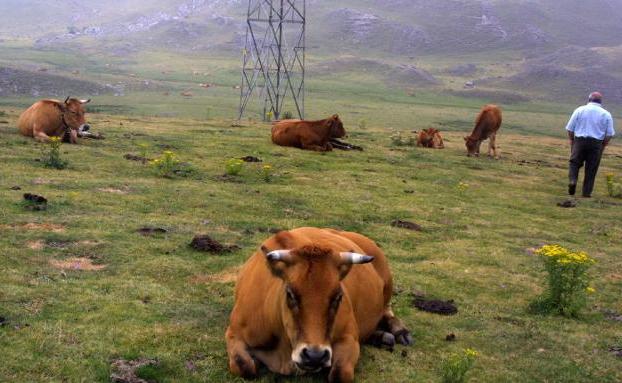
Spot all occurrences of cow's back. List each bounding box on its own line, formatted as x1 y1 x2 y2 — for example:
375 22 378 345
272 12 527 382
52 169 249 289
271 120 303 147
18 100 61 137
472 105 502 140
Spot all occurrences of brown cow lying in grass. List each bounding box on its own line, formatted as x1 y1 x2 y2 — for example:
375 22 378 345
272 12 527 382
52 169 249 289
465 104 502 158
226 227 412 383
271 114 346 152
416 128 445 149
18 97 91 144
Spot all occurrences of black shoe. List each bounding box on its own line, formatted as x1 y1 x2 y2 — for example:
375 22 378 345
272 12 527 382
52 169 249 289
568 184 576 196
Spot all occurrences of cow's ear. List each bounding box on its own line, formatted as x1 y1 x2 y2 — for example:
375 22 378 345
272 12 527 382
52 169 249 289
464 136 468 141
262 246 293 278
332 114 339 120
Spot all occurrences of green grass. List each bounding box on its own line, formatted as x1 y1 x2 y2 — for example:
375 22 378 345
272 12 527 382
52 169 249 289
1 101 621 382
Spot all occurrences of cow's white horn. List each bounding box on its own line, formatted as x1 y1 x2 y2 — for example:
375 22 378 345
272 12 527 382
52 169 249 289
266 250 291 261
80 99 91 104
340 252 374 264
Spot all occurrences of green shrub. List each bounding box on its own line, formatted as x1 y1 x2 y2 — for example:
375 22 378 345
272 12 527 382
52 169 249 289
42 136 68 169
439 348 478 383
390 130 415 146
282 111 294 120
530 245 596 317
225 158 244 176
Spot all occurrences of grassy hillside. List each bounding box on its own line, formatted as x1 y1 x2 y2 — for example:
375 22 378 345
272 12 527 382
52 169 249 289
1 102 621 382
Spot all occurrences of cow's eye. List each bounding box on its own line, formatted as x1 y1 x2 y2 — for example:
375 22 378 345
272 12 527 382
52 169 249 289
330 290 343 311
286 286 299 309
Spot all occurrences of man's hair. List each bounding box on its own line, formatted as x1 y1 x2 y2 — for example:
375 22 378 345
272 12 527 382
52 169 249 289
589 91 603 104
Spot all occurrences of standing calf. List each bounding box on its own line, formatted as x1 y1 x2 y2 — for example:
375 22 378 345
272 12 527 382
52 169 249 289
464 104 502 158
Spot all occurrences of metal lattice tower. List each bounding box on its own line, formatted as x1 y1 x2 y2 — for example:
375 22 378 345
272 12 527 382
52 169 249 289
238 0 306 121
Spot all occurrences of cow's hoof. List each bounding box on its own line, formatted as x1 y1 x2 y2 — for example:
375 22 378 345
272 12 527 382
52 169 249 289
232 354 257 379
394 329 413 346
368 330 396 350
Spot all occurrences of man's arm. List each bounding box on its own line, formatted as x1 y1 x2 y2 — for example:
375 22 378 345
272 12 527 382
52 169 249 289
603 113 615 147
565 109 579 146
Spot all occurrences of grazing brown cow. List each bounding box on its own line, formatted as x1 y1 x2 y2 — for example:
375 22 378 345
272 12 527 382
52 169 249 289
271 115 346 152
226 227 412 383
464 104 502 158
18 97 91 144
416 128 445 149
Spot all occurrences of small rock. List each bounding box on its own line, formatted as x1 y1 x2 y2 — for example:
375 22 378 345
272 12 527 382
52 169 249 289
609 346 622 358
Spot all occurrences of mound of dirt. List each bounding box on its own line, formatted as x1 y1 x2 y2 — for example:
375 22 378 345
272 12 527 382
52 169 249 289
413 297 458 315
557 199 577 208
189 235 240 254
391 220 423 232
124 153 151 162
110 358 158 383
239 156 262 163
446 64 478 76
23 193 48 211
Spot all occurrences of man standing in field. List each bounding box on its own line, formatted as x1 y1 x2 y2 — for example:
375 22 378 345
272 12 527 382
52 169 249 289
566 92 615 198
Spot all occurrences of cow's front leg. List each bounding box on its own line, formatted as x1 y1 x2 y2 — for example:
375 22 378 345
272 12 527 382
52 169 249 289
488 133 498 159
301 139 332 152
475 140 482 156
34 130 51 143
70 129 78 144
328 335 359 383
225 327 258 379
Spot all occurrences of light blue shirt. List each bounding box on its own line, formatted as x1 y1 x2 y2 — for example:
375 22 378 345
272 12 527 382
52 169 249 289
565 102 615 140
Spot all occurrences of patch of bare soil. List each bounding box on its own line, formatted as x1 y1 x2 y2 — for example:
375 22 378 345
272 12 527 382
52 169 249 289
391 220 423 232
190 266 242 284
413 297 458 315
50 257 106 271
1 223 66 233
98 187 130 195
602 309 622 322
32 178 53 185
27 239 101 250
137 227 167 236
445 333 456 341
110 358 158 383
189 235 240 254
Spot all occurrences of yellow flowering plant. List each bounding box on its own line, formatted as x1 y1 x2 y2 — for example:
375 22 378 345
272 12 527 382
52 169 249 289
42 136 68 169
225 158 244 176
531 244 596 317
261 164 273 183
439 348 479 383
150 150 181 178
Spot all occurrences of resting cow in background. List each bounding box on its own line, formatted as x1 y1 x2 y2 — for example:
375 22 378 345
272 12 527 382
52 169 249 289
226 227 412 383
464 104 502 158
271 114 346 152
416 128 445 149
18 97 91 144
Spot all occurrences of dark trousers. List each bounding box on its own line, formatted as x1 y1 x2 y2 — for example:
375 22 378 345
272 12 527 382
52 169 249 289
569 137 604 197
